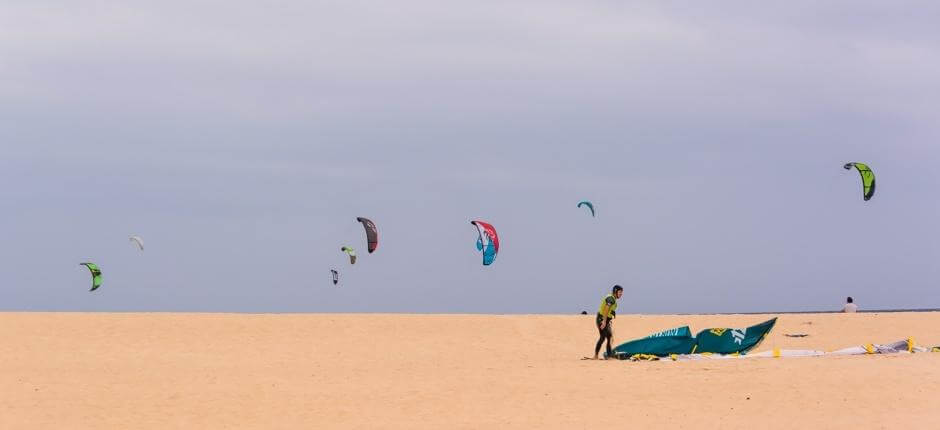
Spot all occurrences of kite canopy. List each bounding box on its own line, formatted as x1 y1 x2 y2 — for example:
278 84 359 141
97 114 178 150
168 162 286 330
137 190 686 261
843 162 875 201
129 235 144 251
80 262 102 292
577 201 595 217
608 318 777 359
470 220 499 266
330 269 339 285
341 246 357 264
356 217 378 253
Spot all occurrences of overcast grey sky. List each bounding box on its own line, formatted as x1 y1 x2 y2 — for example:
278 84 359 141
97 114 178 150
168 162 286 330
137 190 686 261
2 1 939 313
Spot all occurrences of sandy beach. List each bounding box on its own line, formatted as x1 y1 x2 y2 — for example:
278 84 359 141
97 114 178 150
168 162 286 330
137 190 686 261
2 312 939 429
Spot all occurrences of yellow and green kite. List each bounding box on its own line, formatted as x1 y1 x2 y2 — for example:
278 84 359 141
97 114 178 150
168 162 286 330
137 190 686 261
843 162 875 201
80 262 102 292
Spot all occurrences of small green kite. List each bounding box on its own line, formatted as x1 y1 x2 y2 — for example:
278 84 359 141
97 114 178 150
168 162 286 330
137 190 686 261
80 262 102 292
341 246 357 264
843 162 875 201
577 201 595 217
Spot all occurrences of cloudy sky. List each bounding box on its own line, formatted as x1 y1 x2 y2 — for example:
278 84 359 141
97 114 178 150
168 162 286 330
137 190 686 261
2 1 938 313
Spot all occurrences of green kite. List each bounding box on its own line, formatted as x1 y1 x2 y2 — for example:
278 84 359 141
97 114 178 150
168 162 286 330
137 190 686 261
341 246 357 264
844 162 875 201
577 201 595 217
80 262 102 292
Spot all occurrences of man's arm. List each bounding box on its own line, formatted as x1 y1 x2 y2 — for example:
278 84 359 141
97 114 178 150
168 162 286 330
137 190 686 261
599 296 616 328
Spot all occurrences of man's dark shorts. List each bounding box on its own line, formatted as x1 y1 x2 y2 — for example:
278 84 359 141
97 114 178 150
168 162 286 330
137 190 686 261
596 314 612 337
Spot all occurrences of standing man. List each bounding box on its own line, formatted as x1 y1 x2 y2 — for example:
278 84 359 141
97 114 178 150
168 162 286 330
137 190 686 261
594 285 623 359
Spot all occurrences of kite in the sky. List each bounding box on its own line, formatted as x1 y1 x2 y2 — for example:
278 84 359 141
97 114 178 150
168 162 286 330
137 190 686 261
470 220 499 266
843 162 875 201
577 201 595 217
356 217 378 253
129 235 144 251
341 246 357 264
330 269 339 285
80 262 102 292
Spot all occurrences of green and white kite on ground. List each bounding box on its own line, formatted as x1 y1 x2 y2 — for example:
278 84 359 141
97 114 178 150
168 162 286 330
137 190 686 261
844 162 875 201
80 262 102 292
607 318 777 359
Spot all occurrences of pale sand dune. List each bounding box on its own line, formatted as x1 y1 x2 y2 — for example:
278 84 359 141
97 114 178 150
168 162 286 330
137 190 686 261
2 312 940 429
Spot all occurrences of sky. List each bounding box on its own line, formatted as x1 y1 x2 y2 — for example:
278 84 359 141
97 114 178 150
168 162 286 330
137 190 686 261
2 1 939 313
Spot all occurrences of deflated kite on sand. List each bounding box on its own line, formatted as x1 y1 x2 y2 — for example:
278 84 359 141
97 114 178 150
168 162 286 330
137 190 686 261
606 318 940 361
607 318 777 359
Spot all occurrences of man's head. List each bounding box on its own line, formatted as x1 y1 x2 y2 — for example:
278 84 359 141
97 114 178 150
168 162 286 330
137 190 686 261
846 296 853 304
612 285 623 299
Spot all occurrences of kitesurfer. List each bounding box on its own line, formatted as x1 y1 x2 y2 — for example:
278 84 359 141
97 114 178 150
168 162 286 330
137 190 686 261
593 285 623 359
